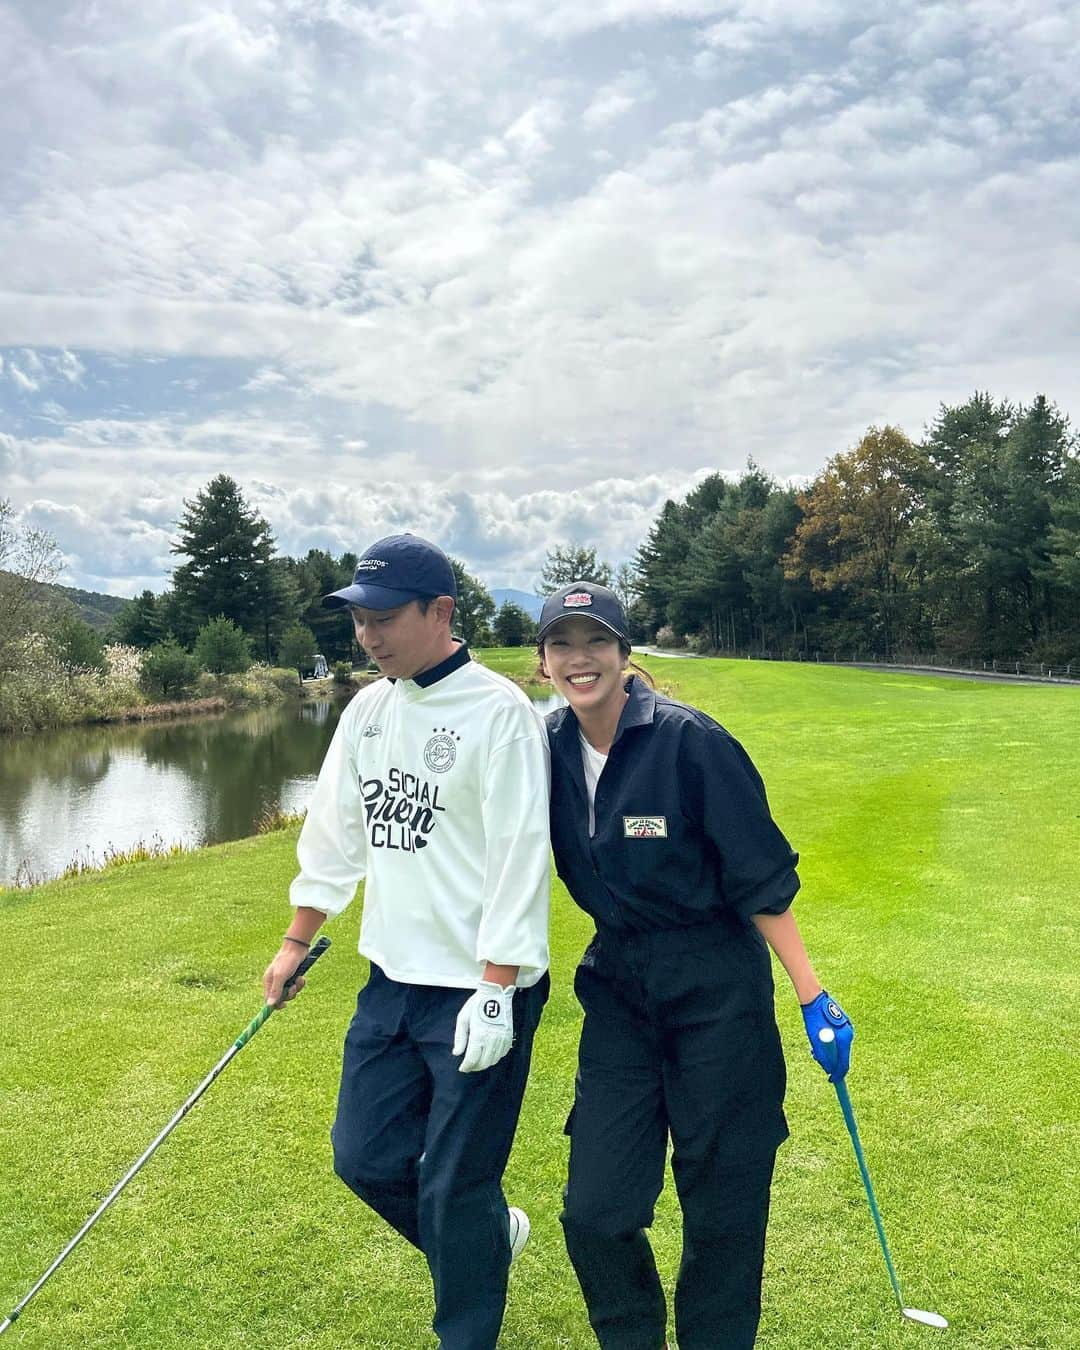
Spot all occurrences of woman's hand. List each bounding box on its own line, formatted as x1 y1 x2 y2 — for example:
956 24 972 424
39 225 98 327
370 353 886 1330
800 991 854 1081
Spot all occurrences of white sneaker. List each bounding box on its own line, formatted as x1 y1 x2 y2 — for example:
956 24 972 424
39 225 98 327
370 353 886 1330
508 1206 530 1265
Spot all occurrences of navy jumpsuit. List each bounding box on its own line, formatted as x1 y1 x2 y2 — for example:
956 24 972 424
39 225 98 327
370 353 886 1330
547 677 798 1350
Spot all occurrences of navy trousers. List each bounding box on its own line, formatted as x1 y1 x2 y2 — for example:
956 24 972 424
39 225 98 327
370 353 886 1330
332 965 549 1350
561 925 788 1350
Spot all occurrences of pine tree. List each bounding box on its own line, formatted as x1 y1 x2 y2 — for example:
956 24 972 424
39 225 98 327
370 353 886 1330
537 545 612 595
170 476 285 658
111 590 164 648
493 601 537 647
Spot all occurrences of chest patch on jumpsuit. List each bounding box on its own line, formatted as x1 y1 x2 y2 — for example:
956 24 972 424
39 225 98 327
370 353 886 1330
623 815 668 838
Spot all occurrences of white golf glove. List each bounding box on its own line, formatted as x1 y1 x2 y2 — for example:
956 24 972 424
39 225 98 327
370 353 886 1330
452 980 516 1073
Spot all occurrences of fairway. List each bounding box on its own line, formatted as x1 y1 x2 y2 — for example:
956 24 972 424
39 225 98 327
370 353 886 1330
1 656 1077 1348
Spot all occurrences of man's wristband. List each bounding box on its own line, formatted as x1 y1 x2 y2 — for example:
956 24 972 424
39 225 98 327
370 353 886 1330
283 934 311 948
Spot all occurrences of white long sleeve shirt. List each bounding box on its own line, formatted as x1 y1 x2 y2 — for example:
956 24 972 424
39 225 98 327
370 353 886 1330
290 645 551 989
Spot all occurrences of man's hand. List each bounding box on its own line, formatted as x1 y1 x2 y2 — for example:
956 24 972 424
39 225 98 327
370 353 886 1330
800 991 854 1081
263 944 308 1009
452 981 516 1073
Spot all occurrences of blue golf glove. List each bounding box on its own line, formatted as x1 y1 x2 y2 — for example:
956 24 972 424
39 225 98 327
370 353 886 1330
801 991 853 1081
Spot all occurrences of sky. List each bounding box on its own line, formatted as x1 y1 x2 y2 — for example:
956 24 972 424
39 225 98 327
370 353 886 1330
1 0 1078 597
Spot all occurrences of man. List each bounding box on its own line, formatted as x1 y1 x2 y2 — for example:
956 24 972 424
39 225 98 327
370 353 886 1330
263 533 550 1350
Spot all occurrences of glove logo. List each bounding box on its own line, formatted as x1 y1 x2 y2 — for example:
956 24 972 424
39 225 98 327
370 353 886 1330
482 999 501 1020
424 728 460 772
827 1000 845 1022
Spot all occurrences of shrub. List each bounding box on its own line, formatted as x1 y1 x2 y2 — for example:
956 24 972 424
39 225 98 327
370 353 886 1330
1026 636 1077 668
654 625 685 649
52 611 108 672
493 602 537 647
193 616 253 674
0 635 146 733
279 623 318 672
333 661 354 686
256 806 307 834
216 664 288 708
267 665 304 694
142 639 200 699
104 643 144 684
194 670 221 698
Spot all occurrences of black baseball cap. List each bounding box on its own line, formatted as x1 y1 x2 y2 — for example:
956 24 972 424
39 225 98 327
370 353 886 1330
323 533 458 610
537 581 630 642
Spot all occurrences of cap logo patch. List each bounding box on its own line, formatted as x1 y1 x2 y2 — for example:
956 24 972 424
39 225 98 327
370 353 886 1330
563 591 593 608
356 558 389 570
623 815 667 839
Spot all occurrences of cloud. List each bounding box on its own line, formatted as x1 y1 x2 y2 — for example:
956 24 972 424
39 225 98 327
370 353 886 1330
23 495 176 595
504 98 566 160
250 468 714 589
15 447 712 595
583 71 655 130
1 346 87 395
8 364 39 393
0 0 1077 594
0 432 18 474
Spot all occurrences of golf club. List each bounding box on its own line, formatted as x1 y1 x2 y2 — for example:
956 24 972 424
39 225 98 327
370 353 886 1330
1 935 331 1338
818 1027 948 1330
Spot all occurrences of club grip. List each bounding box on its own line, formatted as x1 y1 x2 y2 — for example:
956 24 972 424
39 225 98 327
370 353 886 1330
284 935 331 991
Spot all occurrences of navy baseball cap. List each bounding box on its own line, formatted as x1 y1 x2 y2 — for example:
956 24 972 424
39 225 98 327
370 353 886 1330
323 533 458 610
537 581 630 642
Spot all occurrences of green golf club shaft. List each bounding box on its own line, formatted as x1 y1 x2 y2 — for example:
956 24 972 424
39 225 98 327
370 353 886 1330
833 1077 906 1309
1 936 330 1336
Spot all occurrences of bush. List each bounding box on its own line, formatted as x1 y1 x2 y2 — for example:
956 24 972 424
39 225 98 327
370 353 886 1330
193 616 253 674
142 639 200 699
52 611 108 672
0 635 146 733
654 625 685 649
493 602 538 647
279 623 318 671
1026 636 1077 667
267 665 305 694
220 664 292 707
333 661 354 686
190 663 293 707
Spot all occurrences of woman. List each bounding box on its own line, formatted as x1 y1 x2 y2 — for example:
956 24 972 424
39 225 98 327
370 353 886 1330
538 581 853 1350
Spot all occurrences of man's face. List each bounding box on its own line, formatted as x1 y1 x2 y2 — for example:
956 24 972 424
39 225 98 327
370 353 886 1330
351 598 452 679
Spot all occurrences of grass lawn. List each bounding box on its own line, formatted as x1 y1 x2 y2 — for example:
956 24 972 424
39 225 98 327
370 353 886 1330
1 655 1077 1348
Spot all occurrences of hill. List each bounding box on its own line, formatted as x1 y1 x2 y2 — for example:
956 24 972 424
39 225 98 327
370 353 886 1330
490 587 543 620
1 572 128 631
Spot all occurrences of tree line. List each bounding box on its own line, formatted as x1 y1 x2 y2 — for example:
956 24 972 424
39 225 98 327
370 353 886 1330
5 388 1077 685
107 483 639 663
632 392 1079 664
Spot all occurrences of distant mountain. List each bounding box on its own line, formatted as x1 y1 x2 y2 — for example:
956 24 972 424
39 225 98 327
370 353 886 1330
491 588 544 621
2 572 128 631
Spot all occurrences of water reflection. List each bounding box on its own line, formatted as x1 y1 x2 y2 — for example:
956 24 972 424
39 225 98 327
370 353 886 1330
0 701 342 886
0 684 567 886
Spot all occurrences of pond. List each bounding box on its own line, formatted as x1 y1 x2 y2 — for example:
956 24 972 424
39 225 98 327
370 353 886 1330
0 686 565 887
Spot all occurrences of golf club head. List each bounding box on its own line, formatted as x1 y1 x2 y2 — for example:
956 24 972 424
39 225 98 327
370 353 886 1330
902 1308 948 1329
